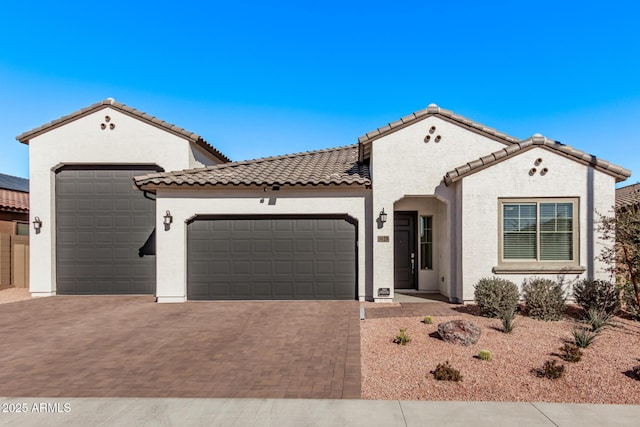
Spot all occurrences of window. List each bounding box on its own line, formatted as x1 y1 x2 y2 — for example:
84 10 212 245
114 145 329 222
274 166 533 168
420 216 433 269
501 199 577 263
16 222 29 236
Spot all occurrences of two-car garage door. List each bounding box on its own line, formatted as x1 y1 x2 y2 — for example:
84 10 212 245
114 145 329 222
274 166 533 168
187 217 357 300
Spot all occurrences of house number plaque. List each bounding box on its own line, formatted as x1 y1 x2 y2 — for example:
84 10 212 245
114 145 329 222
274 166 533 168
377 236 390 242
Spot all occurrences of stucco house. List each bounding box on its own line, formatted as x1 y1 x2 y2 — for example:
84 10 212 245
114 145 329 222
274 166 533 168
17 99 631 303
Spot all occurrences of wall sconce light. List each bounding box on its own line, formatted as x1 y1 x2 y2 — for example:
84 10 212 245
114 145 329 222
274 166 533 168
32 216 42 233
379 208 388 224
163 210 173 231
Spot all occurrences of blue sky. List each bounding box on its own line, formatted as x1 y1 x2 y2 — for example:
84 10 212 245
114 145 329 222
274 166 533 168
1 1 638 186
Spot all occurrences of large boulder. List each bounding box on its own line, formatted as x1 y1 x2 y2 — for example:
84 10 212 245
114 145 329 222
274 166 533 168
437 320 481 346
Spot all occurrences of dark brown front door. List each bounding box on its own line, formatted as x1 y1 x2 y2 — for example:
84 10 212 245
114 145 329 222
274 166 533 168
394 211 417 289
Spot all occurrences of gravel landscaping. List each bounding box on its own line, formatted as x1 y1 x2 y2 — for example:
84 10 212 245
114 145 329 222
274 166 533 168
361 306 640 404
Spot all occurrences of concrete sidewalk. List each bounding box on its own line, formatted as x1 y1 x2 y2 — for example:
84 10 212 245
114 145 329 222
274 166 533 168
1 397 638 426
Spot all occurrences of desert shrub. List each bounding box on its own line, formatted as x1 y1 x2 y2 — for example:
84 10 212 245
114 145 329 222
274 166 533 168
478 350 492 361
573 327 597 348
474 277 519 318
573 279 620 315
432 361 463 381
393 328 411 345
559 343 583 362
522 278 566 321
584 308 613 332
541 360 565 379
422 316 433 324
499 307 516 333
621 282 640 320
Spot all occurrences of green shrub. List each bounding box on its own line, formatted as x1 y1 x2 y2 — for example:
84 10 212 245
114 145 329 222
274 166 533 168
621 282 640 320
474 277 520 318
522 278 566 321
573 279 620 315
573 327 597 348
432 361 463 381
499 307 516 333
393 328 411 345
422 316 433 324
478 350 492 361
584 308 613 332
541 360 565 379
559 343 583 362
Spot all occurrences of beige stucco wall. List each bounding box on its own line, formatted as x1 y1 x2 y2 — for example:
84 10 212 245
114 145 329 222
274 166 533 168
27 107 221 297
370 115 508 301
459 146 616 301
154 187 371 303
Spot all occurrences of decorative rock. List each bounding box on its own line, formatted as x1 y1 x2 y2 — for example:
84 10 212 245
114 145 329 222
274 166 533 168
437 320 481 346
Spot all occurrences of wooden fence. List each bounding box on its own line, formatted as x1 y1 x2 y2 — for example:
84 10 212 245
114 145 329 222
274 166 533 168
0 233 29 290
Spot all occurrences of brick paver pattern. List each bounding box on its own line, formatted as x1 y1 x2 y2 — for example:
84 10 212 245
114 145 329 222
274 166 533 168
0 297 361 399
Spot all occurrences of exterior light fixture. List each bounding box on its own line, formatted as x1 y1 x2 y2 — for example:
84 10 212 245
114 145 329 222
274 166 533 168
379 208 388 224
32 216 42 232
163 210 173 231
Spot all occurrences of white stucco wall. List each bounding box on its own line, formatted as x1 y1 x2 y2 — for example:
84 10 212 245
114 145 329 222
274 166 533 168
459 146 617 301
27 107 220 296
153 187 371 303
370 115 509 301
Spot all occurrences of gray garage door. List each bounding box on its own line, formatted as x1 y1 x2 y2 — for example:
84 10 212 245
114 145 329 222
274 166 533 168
187 217 357 300
56 167 158 294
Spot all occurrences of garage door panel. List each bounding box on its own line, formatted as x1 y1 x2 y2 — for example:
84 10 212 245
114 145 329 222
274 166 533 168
187 218 356 300
56 168 156 295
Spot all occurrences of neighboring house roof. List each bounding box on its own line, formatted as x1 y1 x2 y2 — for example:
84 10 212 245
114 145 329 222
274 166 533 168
135 144 371 191
15 98 231 163
443 134 632 185
616 183 640 209
0 189 29 213
357 103 521 161
0 173 29 193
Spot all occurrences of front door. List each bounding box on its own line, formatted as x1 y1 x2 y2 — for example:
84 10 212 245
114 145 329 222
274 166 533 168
394 211 417 289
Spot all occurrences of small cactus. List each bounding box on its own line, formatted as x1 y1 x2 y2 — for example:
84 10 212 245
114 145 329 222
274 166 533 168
423 316 433 324
393 328 411 345
478 349 492 361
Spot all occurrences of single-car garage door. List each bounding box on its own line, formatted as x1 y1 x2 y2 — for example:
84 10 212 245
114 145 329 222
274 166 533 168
187 217 356 300
56 166 159 294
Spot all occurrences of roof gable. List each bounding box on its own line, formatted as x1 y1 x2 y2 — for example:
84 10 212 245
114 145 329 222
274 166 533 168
16 99 230 163
358 104 520 161
135 144 371 191
444 134 632 185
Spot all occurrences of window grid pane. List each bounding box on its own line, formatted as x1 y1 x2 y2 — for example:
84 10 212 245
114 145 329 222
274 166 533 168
420 216 433 269
503 204 537 260
503 201 574 262
540 203 573 261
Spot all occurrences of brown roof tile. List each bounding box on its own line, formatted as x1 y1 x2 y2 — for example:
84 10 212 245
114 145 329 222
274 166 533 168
16 99 230 163
616 183 640 209
134 145 371 191
0 189 29 213
444 135 632 185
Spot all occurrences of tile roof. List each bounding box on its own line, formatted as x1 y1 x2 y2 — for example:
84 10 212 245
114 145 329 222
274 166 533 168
134 144 371 191
444 134 632 185
16 99 230 163
0 189 29 213
616 183 640 209
0 173 29 193
358 103 520 161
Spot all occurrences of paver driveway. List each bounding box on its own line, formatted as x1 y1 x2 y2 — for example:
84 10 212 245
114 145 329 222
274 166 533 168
0 297 360 399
